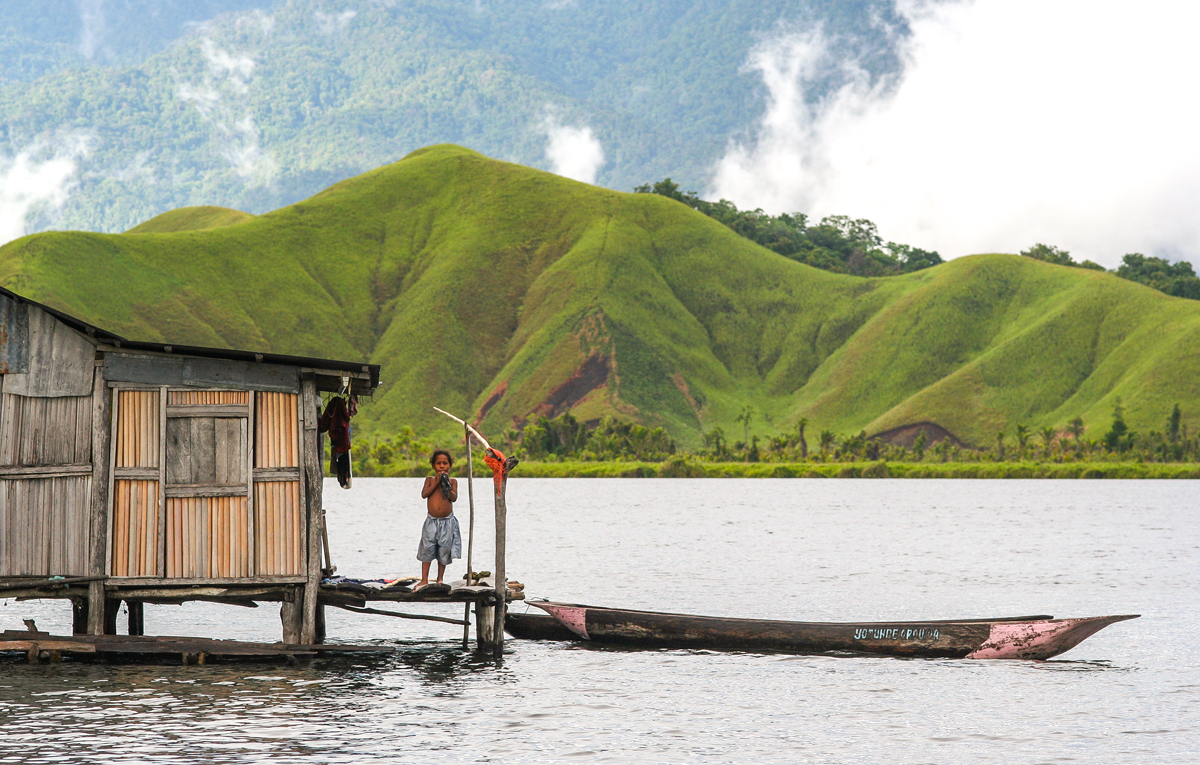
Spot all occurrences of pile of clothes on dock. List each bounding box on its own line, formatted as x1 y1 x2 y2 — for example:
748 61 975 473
320 576 416 595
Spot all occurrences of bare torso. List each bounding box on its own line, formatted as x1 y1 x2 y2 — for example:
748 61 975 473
421 474 458 517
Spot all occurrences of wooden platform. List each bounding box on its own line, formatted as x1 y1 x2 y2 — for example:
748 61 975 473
0 628 394 663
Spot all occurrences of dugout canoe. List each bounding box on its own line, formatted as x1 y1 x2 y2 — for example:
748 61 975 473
530 602 1139 659
505 612 581 641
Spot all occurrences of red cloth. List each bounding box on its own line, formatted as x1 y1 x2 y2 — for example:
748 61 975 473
318 396 356 453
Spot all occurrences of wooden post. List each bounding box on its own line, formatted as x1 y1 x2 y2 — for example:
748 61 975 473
127 601 144 636
464 425 476 585
493 469 510 657
475 601 495 650
87 364 113 635
280 594 302 644
299 376 322 644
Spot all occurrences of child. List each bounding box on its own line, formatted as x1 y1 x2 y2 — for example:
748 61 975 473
416 449 461 587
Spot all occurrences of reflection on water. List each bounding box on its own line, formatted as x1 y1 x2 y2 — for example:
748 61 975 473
1 478 1197 763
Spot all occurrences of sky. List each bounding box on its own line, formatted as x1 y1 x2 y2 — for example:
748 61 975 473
710 0 1200 267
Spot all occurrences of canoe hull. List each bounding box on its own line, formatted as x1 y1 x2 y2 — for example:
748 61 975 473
504 612 580 641
531 602 1138 660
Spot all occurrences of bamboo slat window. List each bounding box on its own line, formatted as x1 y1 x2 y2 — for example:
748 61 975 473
110 479 159 577
168 390 250 406
254 481 302 575
255 392 299 468
115 390 160 468
166 496 251 578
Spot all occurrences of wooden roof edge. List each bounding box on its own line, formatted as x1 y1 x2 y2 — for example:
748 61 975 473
0 285 381 390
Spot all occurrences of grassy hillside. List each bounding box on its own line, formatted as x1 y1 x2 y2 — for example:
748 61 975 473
126 206 255 234
2 144 1198 448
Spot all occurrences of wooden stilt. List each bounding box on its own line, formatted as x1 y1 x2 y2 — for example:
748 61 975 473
71 599 89 635
300 377 322 644
493 467 510 658
126 601 144 636
475 602 495 650
280 597 302 644
462 603 471 649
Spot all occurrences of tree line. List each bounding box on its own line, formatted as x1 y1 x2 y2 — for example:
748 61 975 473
1020 244 1200 301
633 179 942 277
634 179 1200 301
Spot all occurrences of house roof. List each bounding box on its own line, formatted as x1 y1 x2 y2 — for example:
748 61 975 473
0 285 381 392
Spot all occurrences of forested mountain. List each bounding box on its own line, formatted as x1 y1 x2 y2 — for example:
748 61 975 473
0 0 903 235
3 145 1198 448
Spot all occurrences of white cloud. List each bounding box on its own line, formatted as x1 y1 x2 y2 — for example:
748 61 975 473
78 0 107 61
0 135 92 246
314 9 357 35
541 116 605 185
175 38 276 185
711 0 1200 266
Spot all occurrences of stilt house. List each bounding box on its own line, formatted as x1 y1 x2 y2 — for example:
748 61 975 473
0 287 379 643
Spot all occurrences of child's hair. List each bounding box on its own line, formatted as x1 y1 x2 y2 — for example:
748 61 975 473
429 449 454 468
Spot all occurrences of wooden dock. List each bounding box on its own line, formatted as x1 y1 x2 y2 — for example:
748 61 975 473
0 628 394 664
0 575 524 659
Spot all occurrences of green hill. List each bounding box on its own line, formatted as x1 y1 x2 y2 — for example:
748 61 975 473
125 206 255 234
2 144 1198 447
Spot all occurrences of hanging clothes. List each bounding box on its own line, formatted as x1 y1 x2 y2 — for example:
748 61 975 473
319 395 358 488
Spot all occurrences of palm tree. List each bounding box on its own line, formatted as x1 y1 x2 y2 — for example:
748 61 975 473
735 406 755 444
818 429 836 457
996 431 1006 460
796 417 809 460
1039 426 1056 459
1015 424 1030 458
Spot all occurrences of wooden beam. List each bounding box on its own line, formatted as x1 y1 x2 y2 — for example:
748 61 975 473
104 575 306 586
299 377 322 644
330 602 468 626
164 484 249 498
0 464 92 478
87 364 113 635
166 404 249 418
252 467 301 481
0 640 96 653
113 467 158 480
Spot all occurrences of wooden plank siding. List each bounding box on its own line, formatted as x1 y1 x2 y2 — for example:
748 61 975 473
255 392 298 468
109 479 158 577
115 390 159 468
166 496 250 578
169 390 250 406
254 481 302 575
104 386 306 580
0 475 91 576
254 392 302 576
0 393 92 466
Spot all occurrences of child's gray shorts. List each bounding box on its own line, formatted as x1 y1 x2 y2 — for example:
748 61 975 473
417 514 462 565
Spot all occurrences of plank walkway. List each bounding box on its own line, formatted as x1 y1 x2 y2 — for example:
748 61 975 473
0 629 393 663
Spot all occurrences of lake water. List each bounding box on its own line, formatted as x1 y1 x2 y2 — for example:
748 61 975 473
1 478 1197 763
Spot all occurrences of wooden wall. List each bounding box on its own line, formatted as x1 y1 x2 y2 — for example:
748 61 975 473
107 386 304 579
0 393 94 577
0 475 91 576
111 390 161 576
254 392 302 575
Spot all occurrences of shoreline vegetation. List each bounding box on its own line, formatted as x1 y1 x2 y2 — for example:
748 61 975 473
344 401 1200 479
352 458 1200 480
